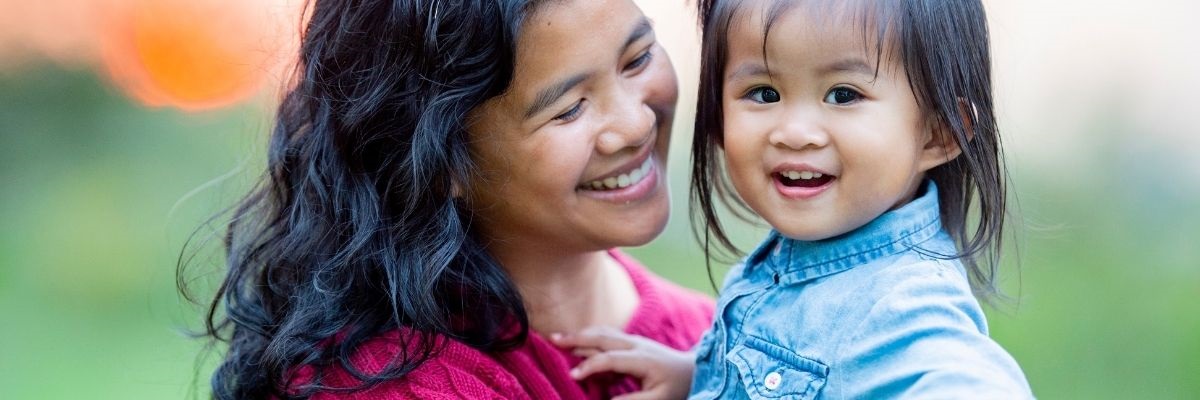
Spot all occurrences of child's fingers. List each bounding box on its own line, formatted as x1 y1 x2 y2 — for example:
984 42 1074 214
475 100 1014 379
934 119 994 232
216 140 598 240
612 391 663 400
551 327 638 351
572 347 601 358
568 350 646 380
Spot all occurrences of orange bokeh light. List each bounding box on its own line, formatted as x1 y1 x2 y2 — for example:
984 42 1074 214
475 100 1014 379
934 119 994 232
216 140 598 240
98 0 298 111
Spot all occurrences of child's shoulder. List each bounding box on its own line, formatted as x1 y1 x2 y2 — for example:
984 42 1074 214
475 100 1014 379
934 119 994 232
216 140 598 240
830 256 989 341
826 258 1031 398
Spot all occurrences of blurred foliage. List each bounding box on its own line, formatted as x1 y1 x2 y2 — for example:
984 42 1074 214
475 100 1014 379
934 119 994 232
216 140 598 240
1 66 1197 399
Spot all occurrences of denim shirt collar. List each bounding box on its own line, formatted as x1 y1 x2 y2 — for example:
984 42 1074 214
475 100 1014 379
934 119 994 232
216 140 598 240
744 180 947 284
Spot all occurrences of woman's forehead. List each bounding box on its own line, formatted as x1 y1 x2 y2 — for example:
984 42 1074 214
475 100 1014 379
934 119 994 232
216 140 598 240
505 0 646 99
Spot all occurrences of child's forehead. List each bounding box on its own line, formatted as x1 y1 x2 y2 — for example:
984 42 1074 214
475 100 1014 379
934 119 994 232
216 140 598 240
723 0 900 67
728 0 892 37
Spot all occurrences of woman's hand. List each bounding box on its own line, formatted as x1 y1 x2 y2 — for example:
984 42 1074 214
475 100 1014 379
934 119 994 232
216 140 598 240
551 326 694 400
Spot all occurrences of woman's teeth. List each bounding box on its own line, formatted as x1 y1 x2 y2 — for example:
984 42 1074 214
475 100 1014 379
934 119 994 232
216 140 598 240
585 158 654 190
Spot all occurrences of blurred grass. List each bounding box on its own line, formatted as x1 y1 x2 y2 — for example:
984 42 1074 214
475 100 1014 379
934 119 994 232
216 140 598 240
1 66 1197 399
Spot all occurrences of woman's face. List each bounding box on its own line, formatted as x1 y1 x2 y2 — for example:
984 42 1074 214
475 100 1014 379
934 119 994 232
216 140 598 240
466 0 678 256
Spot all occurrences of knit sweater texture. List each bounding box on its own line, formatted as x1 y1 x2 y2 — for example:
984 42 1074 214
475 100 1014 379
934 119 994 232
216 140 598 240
303 250 714 399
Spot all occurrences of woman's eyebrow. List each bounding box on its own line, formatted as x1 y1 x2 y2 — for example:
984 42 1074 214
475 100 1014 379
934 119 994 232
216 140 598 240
624 18 653 51
523 18 654 119
524 72 590 119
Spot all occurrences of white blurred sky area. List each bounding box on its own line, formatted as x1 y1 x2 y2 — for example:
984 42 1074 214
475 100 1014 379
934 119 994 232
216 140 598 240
2 0 1197 187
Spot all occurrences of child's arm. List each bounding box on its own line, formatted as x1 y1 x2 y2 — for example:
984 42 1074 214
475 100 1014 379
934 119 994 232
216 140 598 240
550 327 694 400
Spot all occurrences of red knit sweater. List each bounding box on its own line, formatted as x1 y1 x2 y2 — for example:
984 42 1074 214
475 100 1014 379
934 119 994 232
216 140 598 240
302 250 714 400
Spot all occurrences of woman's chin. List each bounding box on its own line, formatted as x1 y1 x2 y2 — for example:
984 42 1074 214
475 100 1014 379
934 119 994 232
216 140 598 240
602 203 670 248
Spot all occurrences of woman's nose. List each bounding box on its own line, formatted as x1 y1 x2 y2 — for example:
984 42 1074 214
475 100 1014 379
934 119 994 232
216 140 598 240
596 90 655 155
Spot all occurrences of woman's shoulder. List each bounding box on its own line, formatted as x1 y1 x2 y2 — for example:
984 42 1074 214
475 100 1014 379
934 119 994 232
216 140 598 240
611 250 715 350
300 330 534 400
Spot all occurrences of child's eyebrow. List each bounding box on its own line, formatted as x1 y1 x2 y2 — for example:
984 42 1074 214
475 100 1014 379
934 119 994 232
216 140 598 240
820 58 875 77
726 63 769 82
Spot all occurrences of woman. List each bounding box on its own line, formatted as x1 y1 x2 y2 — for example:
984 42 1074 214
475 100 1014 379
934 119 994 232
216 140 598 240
191 0 713 398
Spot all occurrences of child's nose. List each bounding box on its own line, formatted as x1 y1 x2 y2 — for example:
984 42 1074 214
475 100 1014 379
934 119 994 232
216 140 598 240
769 111 829 151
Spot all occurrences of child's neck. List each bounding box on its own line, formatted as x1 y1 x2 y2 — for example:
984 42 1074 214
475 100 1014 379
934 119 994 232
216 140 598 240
492 246 640 336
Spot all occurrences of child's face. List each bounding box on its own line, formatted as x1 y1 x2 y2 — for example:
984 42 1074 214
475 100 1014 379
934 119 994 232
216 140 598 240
465 0 678 256
721 3 947 241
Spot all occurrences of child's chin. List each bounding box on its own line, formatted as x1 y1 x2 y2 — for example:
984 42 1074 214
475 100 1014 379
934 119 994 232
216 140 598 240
773 222 844 242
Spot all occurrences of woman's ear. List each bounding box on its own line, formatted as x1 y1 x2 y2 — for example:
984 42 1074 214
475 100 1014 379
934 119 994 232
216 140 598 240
918 98 975 172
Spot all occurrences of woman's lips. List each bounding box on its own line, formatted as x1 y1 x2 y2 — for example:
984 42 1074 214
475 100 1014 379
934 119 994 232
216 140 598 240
579 156 655 191
579 156 661 203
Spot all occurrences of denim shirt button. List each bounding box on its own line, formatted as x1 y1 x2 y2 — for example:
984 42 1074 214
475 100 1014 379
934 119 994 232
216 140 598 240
764 371 783 390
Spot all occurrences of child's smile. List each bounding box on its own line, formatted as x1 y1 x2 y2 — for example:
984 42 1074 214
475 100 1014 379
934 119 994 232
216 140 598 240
720 1 956 241
773 163 836 199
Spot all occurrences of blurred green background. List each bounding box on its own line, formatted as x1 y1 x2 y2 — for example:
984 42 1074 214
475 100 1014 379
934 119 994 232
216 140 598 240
2 0 1198 399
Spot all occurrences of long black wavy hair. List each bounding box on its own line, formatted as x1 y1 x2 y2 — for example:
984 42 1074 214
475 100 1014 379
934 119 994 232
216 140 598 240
180 0 554 398
692 0 1009 299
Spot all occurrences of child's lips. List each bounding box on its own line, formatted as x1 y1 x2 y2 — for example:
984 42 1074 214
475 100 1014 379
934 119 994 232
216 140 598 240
777 171 835 188
771 162 836 197
773 173 835 199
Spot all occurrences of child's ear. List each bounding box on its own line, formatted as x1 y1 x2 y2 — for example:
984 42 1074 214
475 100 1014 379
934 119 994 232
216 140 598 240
918 98 975 172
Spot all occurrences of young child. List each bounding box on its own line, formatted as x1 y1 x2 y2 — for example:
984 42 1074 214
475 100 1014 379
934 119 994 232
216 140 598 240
552 0 1033 398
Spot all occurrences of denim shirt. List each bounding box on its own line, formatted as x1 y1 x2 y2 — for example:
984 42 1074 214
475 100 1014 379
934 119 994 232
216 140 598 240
688 183 1032 399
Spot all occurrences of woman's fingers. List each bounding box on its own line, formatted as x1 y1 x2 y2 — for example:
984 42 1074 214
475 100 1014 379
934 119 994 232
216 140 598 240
568 350 647 380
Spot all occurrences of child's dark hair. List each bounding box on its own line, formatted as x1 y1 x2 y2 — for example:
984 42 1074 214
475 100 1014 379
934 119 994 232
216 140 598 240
692 0 1008 298
178 0 556 398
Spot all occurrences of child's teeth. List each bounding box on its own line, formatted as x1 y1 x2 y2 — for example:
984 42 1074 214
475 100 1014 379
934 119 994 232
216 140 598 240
603 177 618 189
592 181 604 190
780 170 829 180
617 174 631 188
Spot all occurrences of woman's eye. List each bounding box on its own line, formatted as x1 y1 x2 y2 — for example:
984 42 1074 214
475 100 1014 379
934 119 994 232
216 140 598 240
624 49 653 71
824 87 862 105
553 99 585 122
746 87 781 104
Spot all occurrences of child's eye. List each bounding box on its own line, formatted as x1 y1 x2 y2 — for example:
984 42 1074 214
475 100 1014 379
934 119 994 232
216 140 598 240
746 87 781 104
624 49 653 71
824 87 862 105
553 99 585 122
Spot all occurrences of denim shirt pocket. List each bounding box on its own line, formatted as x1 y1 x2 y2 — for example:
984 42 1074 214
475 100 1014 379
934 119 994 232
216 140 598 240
689 327 723 397
726 336 828 400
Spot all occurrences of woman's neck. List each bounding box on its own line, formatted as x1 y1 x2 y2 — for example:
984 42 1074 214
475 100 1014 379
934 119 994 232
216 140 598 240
492 245 640 336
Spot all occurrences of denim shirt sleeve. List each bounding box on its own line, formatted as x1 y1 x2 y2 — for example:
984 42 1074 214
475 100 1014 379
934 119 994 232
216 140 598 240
831 260 1033 399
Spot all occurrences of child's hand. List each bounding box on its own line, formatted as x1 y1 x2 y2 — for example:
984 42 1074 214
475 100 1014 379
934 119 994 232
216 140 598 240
550 327 694 400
